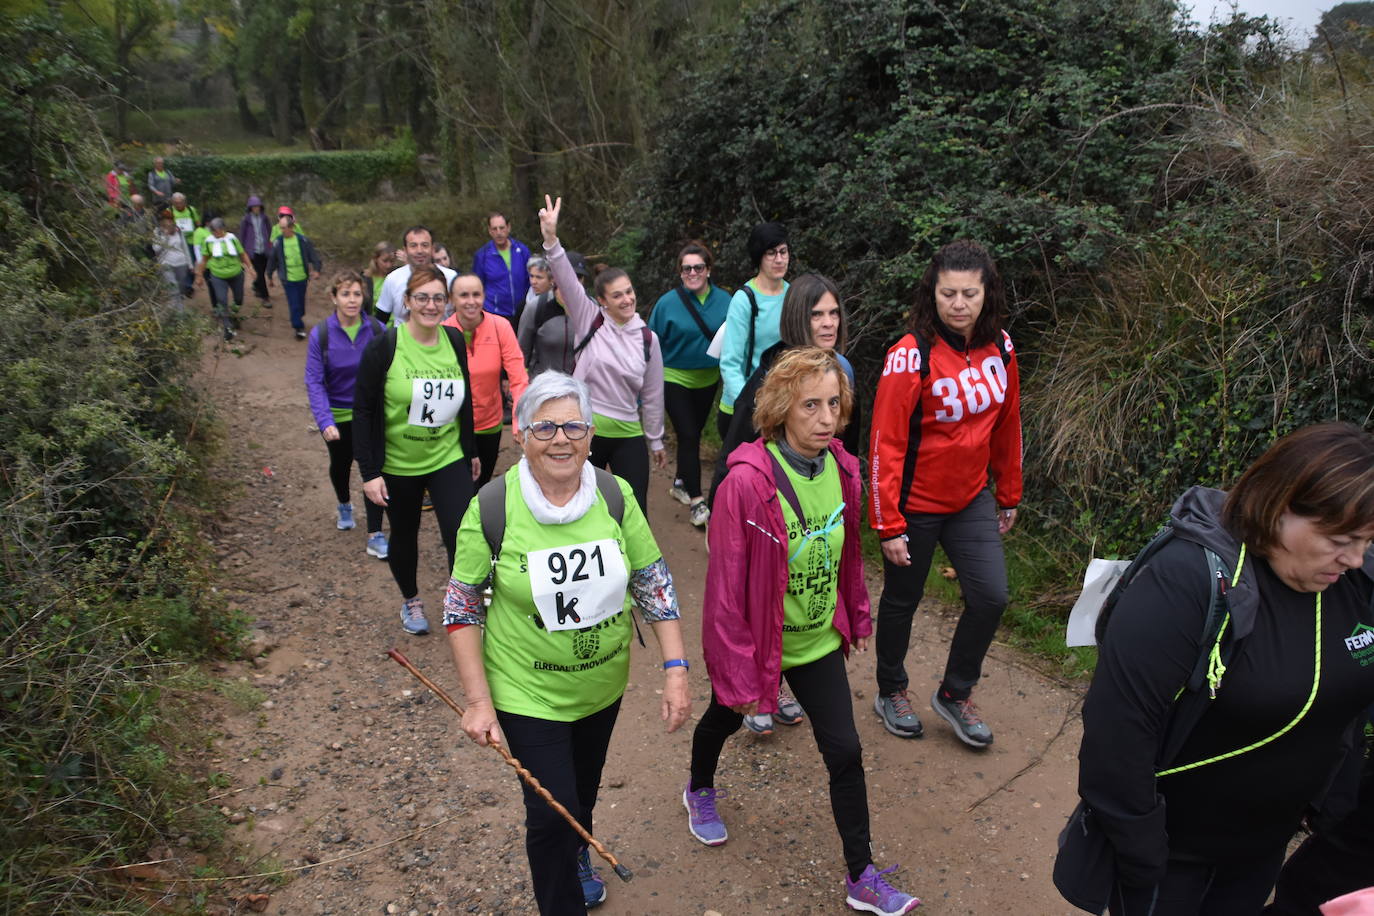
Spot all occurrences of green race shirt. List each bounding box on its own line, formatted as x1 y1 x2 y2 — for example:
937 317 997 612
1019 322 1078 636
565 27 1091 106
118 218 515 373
171 205 198 240
452 468 662 721
330 407 354 424
498 245 512 269
203 234 244 280
372 275 385 304
662 366 720 389
282 235 306 282
477 424 502 435
592 413 643 438
768 442 845 670
381 324 466 476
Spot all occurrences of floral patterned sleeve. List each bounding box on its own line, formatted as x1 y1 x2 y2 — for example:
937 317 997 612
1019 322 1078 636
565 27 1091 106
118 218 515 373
629 557 679 624
443 575 487 627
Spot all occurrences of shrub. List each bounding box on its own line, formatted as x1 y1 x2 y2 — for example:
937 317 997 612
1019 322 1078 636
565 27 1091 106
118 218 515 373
0 13 239 912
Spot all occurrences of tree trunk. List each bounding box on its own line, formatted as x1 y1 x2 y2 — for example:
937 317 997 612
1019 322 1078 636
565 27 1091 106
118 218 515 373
230 63 260 133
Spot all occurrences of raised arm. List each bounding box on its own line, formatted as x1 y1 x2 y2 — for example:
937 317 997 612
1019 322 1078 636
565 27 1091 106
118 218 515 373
538 195 598 338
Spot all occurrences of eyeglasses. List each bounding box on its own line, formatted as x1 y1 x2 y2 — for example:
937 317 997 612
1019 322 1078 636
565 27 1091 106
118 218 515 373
765 246 790 260
408 293 447 306
680 263 707 275
526 420 591 440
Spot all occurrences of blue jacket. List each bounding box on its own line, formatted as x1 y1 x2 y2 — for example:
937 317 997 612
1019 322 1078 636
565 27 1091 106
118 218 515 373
648 283 731 369
472 239 531 318
266 231 322 281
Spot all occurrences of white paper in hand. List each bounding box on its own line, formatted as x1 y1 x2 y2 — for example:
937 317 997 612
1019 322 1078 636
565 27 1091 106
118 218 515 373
1066 558 1132 647
705 319 728 359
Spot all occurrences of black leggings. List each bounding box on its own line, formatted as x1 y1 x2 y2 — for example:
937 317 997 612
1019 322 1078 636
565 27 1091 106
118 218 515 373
324 422 384 533
1109 847 1286 916
875 489 1009 700
663 380 718 499
689 649 872 878
589 434 649 517
474 429 502 490
497 699 621 916
380 458 473 599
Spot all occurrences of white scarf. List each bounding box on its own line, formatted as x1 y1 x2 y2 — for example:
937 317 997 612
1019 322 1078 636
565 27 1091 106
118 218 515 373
517 457 597 525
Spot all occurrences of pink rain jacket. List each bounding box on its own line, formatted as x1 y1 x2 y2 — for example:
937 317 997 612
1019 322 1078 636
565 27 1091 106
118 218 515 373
703 437 872 713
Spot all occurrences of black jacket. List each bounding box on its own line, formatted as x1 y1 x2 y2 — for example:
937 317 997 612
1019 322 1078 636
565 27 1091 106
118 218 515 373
1078 486 1374 886
708 341 863 507
352 325 476 481
265 232 322 281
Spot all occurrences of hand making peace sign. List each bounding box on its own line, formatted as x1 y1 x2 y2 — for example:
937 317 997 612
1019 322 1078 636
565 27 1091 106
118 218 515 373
538 194 561 247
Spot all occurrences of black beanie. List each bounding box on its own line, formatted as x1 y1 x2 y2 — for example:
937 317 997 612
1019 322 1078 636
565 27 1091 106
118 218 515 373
746 222 788 269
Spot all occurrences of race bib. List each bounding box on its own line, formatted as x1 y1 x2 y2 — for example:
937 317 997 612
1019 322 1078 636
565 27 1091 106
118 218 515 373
408 378 464 427
208 237 231 258
527 538 629 632
175 216 194 232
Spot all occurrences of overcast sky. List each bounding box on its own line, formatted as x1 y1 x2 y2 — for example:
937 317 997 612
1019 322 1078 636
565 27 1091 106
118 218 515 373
1184 0 1325 40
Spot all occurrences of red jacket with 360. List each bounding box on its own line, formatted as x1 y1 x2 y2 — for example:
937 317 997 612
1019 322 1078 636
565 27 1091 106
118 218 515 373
867 325 1023 540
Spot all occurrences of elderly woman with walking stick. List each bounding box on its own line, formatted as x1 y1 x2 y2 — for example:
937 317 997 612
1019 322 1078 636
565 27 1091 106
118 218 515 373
443 370 690 914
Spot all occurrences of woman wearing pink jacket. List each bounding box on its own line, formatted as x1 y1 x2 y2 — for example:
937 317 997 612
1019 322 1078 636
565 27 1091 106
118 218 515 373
682 347 922 916
537 196 665 516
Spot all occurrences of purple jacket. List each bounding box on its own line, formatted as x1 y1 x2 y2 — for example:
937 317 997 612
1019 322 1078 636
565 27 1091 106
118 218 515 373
303 313 385 431
702 438 872 713
237 197 271 256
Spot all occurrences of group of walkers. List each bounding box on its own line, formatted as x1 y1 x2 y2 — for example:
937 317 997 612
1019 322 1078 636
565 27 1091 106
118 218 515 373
206 179 1373 915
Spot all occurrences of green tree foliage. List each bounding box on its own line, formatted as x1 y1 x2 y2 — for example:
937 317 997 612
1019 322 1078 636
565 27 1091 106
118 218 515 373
1313 1 1374 56
0 14 236 911
633 0 1371 571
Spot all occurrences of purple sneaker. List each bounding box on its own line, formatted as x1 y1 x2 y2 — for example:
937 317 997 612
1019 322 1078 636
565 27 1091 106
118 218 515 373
682 784 728 846
845 863 921 915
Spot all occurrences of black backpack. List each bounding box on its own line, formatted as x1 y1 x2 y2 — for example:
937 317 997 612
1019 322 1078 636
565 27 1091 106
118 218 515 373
900 328 1013 380
314 315 385 369
477 467 626 563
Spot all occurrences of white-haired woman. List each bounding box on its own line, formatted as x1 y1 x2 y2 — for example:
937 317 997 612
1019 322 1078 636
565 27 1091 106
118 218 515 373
444 371 690 915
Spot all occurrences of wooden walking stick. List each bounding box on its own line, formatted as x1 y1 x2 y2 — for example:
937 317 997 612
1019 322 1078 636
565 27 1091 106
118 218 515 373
386 648 633 882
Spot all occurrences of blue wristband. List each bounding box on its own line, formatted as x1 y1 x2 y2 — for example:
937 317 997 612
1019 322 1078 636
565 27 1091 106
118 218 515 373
662 658 689 671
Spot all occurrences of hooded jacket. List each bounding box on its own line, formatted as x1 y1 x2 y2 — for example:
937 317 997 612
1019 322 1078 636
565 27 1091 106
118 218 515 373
703 438 872 714
238 197 272 256
1078 486 1374 887
543 241 665 450
266 231 322 281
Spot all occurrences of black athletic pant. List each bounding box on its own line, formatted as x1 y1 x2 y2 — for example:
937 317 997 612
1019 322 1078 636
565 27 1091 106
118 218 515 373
1265 734 1374 915
474 429 501 490
1109 847 1286 916
589 434 649 517
875 489 1008 700
380 457 473 599
323 422 384 533
249 251 269 300
663 380 718 500
689 649 872 878
497 698 621 916
715 405 733 444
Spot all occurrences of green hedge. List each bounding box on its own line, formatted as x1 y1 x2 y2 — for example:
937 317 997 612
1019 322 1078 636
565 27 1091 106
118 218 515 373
163 134 420 212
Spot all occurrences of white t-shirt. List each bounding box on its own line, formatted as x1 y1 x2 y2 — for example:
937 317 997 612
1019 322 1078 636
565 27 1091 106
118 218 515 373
376 263 458 322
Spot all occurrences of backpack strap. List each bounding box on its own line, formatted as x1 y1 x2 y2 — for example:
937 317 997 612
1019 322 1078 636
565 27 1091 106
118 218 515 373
765 446 806 525
742 285 760 373
674 285 715 341
573 312 651 363
479 466 626 565
313 319 330 368
573 312 606 358
911 332 933 380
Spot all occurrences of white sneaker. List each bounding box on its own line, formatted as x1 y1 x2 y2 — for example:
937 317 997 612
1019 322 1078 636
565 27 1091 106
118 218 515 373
668 480 692 506
690 501 710 528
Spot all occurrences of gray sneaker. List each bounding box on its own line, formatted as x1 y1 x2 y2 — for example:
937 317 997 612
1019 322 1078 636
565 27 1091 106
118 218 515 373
930 690 993 748
874 690 923 738
400 596 429 636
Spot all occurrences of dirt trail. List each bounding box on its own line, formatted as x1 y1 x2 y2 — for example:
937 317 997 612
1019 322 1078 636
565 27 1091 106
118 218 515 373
195 285 1087 915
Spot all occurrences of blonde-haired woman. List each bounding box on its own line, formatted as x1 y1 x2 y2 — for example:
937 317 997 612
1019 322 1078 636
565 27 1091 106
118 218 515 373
683 347 921 916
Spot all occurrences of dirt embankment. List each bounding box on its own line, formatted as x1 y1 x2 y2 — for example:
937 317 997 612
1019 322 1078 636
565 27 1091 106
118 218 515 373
188 287 1086 915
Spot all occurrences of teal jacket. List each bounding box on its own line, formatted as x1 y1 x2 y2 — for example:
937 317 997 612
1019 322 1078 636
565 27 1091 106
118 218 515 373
647 283 731 370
